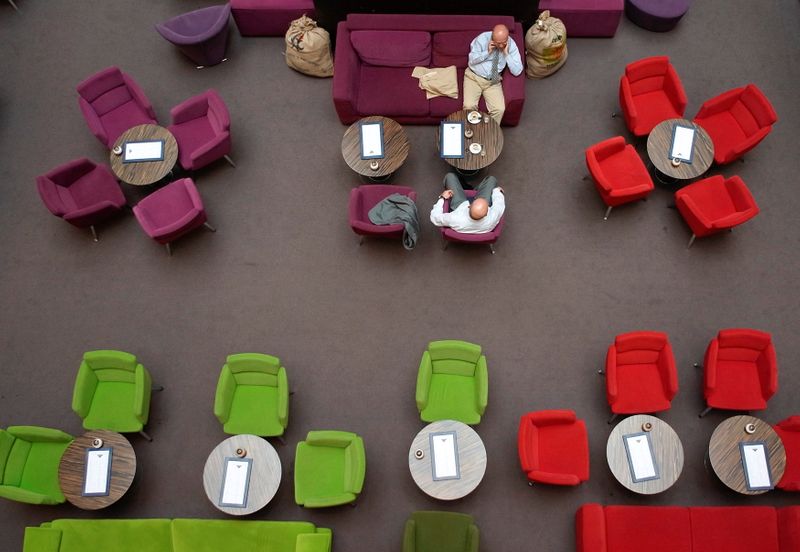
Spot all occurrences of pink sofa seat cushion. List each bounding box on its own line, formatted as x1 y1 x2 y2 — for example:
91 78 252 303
432 31 477 68
356 66 430 117
605 506 692 552
350 30 431 67
690 507 779 552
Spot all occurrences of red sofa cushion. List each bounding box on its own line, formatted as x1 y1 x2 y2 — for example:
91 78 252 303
431 31 476 67
350 30 431 67
605 506 692 552
690 507 779 552
356 65 430 117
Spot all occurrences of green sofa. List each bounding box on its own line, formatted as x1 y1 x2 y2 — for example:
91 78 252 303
23 519 332 552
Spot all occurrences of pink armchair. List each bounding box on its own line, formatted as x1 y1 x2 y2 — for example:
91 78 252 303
167 89 233 171
348 185 417 244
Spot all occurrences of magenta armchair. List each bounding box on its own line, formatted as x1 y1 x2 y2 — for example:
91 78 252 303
349 185 417 244
675 175 759 248
618 56 687 136
699 329 777 416
605 331 678 423
36 157 127 241
167 89 233 171
77 67 157 148
693 84 777 165
132 178 215 255
585 136 653 220
441 190 505 254
773 416 800 491
518 410 589 486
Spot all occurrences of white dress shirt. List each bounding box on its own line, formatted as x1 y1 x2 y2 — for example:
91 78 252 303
429 189 505 234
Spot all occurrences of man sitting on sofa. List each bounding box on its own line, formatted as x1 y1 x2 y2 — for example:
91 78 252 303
464 24 523 124
430 172 505 233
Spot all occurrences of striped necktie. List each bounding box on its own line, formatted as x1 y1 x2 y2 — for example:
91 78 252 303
489 49 500 83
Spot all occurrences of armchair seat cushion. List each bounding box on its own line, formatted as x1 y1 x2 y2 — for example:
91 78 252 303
170 116 216 170
83 383 142 432
20 442 69 501
224 386 284 436
707 360 767 409
695 112 747 164
294 445 345 501
356 66 430 117
421 375 479 425
101 104 157 149
627 90 683 135
612 363 672 413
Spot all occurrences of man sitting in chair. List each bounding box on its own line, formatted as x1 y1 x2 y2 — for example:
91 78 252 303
430 172 505 233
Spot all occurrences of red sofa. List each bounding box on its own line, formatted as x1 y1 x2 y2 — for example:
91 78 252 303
332 14 525 126
576 504 800 552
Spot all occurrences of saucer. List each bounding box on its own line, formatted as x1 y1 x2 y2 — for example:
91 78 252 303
469 143 482 154
467 111 482 124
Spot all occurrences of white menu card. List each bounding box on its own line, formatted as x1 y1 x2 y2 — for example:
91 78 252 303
123 140 164 162
740 442 772 490
440 122 464 158
623 433 659 482
359 122 384 159
430 431 460 480
670 125 695 163
219 457 252 507
83 448 112 496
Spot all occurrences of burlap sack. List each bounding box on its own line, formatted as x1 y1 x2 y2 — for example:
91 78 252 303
285 15 334 78
525 10 568 79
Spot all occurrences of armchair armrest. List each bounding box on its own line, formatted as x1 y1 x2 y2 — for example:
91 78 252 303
619 76 637 125
757 344 778 400
302 492 356 508
467 523 480 552
7 426 72 443
605 345 618 403
79 98 109 146
305 430 356 448
344 436 366 494
528 470 581 485
277 366 289 428
71 362 99 418
727 126 772 163
704 338 719 392
658 342 679 400
134 363 152 423
189 131 231 169
124 74 157 120
213 366 236 424
576 504 608 552
475 355 488 415
151 208 202 237
517 415 536 472
415 351 432 411
23 526 63 552
710 210 758 230
0 485 58 505
296 532 331 552
725 176 758 211
695 87 742 119
777 416 800 431
402 519 416 552
63 201 119 223
676 193 714 231
665 65 688 114
608 183 652 198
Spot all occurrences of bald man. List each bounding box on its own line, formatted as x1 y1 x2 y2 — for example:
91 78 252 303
430 173 505 234
463 24 523 124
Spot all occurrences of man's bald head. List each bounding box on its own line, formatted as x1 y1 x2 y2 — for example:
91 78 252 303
492 24 509 44
469 198 489 220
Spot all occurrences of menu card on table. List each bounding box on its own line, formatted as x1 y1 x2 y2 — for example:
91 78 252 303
219 457 253 508
123 140 165 163
440 122 464 158
359 121 385 159
669 124 695 163
623 432 659 483
83 448 113 496
430 431 460 481
740 442 773 491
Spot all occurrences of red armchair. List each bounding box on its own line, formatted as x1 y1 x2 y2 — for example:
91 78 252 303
585 136 653 220
699 329 777 416
618 56 687 136
605 331 678 423
348 185 417 244
774 416 800 491
675 175 759 248
693 84 777 165
518 410 589 486
167 89 233 171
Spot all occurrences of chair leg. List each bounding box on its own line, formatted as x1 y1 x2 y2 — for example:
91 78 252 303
8 0 19 11
528 481 534 487
582 175 589 181
687 234 696 249
489 243 495 255
139 430 153 441
693 362 702 368
276 436 286 446
607 413 618 425
90 225 99 242
196 65 206 70
611 112 617 118
359 236 364 246
203 222 216 232
152 384 164 392
442 240 448 251
350 501 357 508
699 406 712 418
224 155 236 168
165 243 172 256
603 206 612 221
598 369 605 375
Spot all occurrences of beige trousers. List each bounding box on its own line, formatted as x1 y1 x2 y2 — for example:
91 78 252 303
462 67 505 124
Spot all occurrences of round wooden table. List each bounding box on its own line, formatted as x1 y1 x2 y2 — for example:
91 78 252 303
708 415 785 495
203 434 281 515
408 420 487 500
110 124 179 186
341 116 409 181
646 118 714 183
58 430 136 510
606 415 684 495
436 110 504 174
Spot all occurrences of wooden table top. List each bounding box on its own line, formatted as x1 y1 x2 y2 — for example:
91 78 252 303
708 415 785 495
341 116 409 178
606 415 684 495
110 124 179 186
408 419 487 501
203 434 281 515
646 118 714 180
436 110 504 172
58 430 136 510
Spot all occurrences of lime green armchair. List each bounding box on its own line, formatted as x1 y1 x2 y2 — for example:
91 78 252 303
416 340 488 425
0 426 73 505
294 430 366 508
72 350 157 440
214 353 289 437
403 511 479 552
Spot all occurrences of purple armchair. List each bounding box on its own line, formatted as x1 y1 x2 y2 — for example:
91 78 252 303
132 178 214 255
348 185 417 244
36 158 127 241
167 89 233 171
441 190 505 254
77 67 157 148
155 4 231 68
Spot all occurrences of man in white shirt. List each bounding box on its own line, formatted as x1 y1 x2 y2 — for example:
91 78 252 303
430 173 505 234
463 24 524 124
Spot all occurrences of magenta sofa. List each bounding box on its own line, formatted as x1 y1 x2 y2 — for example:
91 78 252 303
332 14 525 126
538 0 624 37
576 504 800 552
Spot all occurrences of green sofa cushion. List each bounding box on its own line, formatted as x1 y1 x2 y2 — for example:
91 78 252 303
23 527 62 552
83 382 142 432
50 519 172 552
421 374 480 425
225 385 284 436
171 519 320 552
295 442 347 504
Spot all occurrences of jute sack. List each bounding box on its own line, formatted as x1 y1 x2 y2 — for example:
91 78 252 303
285 15 334 77
525 10 568 79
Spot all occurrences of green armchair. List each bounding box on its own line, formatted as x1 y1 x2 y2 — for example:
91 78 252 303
294 430 366 508
403 511 479 552
214 353 289 437
416 340 488 425
72 350 156 440
0 426 73 505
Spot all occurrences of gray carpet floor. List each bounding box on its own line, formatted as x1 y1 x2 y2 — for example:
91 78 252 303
1 1 799 551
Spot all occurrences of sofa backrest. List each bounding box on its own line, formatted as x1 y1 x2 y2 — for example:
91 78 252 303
171 519 320 552
50 519 173 552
